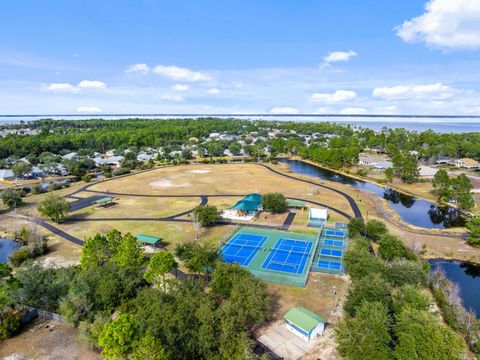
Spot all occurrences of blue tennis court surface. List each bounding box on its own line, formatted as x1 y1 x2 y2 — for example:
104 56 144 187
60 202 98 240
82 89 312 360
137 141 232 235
262 238 312 274
320 248 343 258
318 260 342 270
324 229 345 238
323 239 344 247
221 233 267 266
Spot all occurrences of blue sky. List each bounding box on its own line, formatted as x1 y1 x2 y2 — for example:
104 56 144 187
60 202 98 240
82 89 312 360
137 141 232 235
1 0 480 115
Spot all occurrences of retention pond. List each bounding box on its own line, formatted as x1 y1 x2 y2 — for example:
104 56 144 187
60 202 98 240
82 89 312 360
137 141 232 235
278 158 465 229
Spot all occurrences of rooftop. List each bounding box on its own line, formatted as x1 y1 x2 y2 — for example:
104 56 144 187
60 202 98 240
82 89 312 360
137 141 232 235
284 307 325 333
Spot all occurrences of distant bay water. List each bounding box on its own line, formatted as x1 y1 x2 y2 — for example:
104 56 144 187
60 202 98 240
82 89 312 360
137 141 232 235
0 115 480 133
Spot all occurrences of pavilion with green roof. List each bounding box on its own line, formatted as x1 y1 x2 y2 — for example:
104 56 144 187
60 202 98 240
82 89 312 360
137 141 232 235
222 193 262 221
135 234 163 248
284 307 326 342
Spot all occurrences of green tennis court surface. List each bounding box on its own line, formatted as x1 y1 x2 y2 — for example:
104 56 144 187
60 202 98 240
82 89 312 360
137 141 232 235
221 227 318 287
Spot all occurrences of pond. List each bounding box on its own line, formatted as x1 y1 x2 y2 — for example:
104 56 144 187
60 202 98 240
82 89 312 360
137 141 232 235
0 238 20 263
429 259 480 317
277 158 466 229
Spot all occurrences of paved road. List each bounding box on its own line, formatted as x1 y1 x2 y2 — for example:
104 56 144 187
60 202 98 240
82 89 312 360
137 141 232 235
259 164 362 219
32 162 364 247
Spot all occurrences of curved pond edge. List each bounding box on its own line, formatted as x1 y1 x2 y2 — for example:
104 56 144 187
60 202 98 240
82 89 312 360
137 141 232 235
276 157 468 229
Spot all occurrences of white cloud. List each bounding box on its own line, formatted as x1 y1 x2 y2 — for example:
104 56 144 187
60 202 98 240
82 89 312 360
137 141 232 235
171 84 189 91
311 90 357 103
269 106 299 114
159 94 184 101
207 88 220 94
323 50 357 65
76 106 102 113
44 83 77 93
125 63 150 74
153 65 211 82
314 107 332 114
375 105 398 115
77 80 107 90
338 107 367 115
396 0 480 50
373 83 455 100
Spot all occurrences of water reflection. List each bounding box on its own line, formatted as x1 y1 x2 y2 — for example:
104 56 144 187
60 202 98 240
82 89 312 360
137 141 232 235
278 158 465 229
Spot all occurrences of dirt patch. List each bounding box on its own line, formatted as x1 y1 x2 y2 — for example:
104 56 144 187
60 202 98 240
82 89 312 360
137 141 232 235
149 179 192 188
0 318 100 360
189 169 211 174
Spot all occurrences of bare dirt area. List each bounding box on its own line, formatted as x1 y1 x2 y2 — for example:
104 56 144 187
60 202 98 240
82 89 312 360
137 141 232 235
0 318 100 360
258 273 348 360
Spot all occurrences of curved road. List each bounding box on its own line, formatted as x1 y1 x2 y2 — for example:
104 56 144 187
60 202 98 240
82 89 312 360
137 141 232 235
32 162 364 246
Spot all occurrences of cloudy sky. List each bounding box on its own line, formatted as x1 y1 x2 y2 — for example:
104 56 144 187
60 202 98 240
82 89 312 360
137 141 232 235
1 0 480 115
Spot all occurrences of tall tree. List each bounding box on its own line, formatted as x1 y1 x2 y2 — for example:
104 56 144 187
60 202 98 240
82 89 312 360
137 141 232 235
394 308 465 360
37 194 69 223
335 301 392 360
144 251 178 291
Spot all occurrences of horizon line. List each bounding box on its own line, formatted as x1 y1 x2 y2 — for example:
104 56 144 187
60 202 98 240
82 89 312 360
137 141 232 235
1 113 480 119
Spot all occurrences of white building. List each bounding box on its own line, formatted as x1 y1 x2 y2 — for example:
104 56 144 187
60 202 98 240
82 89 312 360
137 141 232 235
0 169 14 181
455 158 479 169
284 307 326 342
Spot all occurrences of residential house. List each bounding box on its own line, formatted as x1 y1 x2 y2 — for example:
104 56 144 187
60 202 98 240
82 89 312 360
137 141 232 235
418 165 438 178
62 152 79 161
455 158 479 169
435 156 453 165
0 169 14 181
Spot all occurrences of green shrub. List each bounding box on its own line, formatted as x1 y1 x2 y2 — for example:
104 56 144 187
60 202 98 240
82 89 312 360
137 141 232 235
81 174 92 183
9 247 30 267
378 234 417 261
0 310 22 340
31 184 45 195
364 220 388 242
112 167 130 176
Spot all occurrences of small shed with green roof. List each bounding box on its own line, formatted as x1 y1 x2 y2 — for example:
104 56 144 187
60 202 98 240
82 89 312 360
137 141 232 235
287 199 306 209
284 307 326 341
135 234 163 248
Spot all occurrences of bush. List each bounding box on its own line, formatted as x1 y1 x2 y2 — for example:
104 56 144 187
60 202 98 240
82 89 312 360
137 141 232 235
262 192 287 213
386 259 427 287
0 310 22 340
81 174 92 183
364 220 388 242
348 218 365 238
378 234 417 261
9 248 30 267
112 167 131 176
31 184 45 195
356 168 369 177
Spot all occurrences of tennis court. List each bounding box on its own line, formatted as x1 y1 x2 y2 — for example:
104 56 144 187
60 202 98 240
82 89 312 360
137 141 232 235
221 233 267 266
261 238 313 274
319 248 343 258
311 227 349 274
317 260 342 270
324 229 345 238
323 239 344 247
221 227 318 287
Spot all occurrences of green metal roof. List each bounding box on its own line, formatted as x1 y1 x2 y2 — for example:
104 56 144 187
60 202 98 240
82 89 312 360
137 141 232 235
284 307 325 332
93 197 114 204
135 234 163 245
230 193 262 211
243 193 262 202
287 200 306 207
